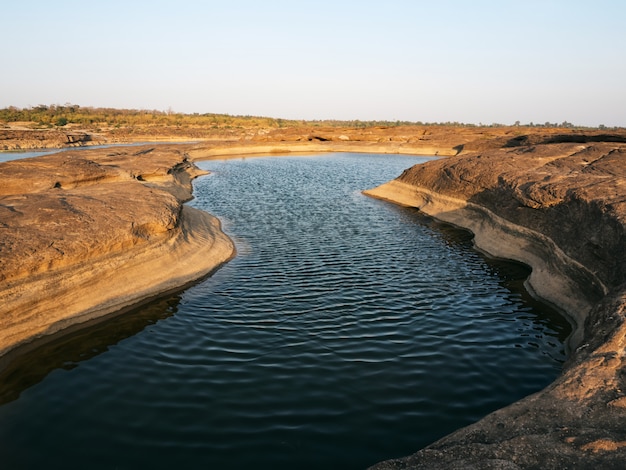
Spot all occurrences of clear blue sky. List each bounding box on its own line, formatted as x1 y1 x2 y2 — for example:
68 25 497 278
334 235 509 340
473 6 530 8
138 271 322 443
2 0 625 126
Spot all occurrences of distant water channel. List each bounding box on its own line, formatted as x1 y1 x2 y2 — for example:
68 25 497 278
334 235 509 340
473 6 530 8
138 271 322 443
0 142 188 163
0 153 570 469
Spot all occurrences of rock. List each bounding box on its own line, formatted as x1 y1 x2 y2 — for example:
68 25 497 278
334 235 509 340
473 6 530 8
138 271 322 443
365 136 626 469
0 128 104 150
0 145 234 356
4 128 626 468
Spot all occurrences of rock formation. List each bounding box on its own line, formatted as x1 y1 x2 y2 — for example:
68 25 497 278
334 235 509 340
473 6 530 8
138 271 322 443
3 127 626 468
365 137 626 469
0 128 106 150
0 145 234 357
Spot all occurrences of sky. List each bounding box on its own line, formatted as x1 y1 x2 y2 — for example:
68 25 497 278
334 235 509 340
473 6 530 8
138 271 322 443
2 0 625 127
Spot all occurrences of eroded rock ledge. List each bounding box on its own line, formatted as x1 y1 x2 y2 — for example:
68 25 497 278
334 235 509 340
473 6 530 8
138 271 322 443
3 133 626 468
365 140 626 469
0 145 234 357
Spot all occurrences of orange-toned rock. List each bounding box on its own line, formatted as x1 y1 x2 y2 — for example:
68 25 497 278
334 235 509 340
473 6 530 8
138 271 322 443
366 135 626 469
0 145 234 356
4 128 626 468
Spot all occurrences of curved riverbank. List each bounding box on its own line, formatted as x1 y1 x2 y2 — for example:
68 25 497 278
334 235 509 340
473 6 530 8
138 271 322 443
0 144 234 357
3 132 626 468
365 139 626 469
1 139 444 358
364 180 601 350
0 151 571 470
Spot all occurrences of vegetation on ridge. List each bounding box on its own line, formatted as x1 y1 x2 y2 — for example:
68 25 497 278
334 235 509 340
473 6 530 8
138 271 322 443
0 104 620 131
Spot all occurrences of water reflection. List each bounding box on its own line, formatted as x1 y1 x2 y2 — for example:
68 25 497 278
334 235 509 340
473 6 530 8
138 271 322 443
0 153 573 469
390 204 571 348
0 205 571 407
0 293 181 405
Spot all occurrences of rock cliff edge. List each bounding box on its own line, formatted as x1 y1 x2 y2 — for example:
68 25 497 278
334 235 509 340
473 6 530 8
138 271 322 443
365 137 626 469
0 145 235 357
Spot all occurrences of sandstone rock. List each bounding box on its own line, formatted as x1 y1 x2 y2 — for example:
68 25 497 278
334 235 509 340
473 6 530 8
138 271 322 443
0 145 234 356
365 136 626 469
0 128 104 150
4 128 626 468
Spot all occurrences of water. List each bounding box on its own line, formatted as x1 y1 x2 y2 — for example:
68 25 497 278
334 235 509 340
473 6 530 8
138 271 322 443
0 148 61 162
0 153 570 469
0 141 194 163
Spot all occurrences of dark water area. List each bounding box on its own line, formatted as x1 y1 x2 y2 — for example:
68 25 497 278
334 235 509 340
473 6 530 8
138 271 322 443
0 153 570 469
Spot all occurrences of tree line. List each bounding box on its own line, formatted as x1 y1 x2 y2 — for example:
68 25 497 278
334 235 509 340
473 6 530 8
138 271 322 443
0 104 300 129
0 104 620 130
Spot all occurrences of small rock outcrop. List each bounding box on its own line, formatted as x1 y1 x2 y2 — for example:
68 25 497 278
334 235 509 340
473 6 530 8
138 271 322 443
0 128 103 150
365 137 626 469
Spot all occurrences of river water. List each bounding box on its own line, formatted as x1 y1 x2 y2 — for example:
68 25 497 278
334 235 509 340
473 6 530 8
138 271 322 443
0 142 187 163
0 153 570 469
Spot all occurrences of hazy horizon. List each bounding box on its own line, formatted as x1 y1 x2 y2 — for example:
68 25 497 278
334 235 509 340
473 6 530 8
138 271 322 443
2 0 625 127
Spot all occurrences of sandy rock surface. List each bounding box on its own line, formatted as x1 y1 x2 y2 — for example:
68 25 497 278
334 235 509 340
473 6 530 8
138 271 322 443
0 145 234 356
366 136 626 469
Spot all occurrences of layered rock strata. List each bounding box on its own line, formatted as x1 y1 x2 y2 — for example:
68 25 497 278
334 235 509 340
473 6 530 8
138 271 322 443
0 128 105 150
3 132 626 468
0 145 234 357
365 139 626 468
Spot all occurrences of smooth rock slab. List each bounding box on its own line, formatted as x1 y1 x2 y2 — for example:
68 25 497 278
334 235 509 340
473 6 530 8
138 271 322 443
0 145 234 357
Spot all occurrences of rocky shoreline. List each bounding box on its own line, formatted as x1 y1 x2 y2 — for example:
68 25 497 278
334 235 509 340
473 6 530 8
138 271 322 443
365 137 626 469
0 144 235 357
1 137 452 357
2 129 626 468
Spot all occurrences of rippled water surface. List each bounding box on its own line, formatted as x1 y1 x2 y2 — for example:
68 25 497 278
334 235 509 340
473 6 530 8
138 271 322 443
0 153 570 469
